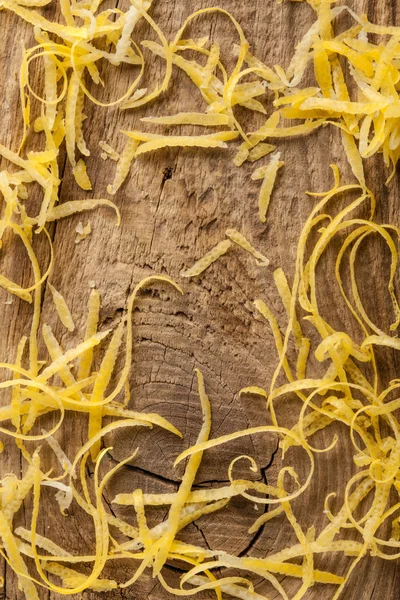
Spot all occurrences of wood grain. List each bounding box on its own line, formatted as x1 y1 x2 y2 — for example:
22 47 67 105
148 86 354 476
0 1 399 598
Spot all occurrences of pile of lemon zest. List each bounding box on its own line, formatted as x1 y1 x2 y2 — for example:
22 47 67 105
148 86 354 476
1 1 400 596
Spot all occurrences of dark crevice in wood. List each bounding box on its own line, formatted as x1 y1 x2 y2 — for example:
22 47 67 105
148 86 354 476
191 520 225 579
114 0 122 22
100 310 125 329
161 166 174 188
192 520 212 552
237 443 279 558
237 521 265 559
238 480 268 559
146 579 159 600
149 166 175 254
370 575 379 600
107 450 180 486
264 439 280 473
102 489 118 520
86 462 94 478
108 452 265 491
163 560 189 575
193 478 232 486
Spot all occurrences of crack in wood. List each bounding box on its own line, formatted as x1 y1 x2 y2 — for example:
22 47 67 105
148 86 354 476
107 450 180 486
102 488 118 520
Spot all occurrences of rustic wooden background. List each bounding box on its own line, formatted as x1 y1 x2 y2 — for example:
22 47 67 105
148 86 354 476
0 0 400 598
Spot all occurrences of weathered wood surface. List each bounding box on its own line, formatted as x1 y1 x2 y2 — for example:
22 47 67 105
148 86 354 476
0 0 400 598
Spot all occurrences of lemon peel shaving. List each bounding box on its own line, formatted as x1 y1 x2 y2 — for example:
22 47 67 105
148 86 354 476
99 141 120 162
226 229 270 266
121 130 239 157
258 152 284 222
75 221 91 243
181 240 232 278
141 112 233 127
107 138 139 195
47 283 75 332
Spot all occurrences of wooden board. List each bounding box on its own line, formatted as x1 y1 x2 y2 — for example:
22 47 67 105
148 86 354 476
0 0 399 598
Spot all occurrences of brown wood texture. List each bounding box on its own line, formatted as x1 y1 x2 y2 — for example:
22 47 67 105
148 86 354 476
0 0 400 599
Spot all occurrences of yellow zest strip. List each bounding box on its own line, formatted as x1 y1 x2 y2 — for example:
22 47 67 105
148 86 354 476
44 563 118 591
3 452 41 525
141 112 232 127
248 142 276 162
121 130 239 157
38 330 110 384
226 229 270 266
152 369 212 575
73 159 92 191
48 283 75 332
107 138 139 195
114 481 258 506
42 325 82 397
258 152 284 222
0 510 40 600
78 289 101 381
15 527 72 557
181 240 232 277
45 199 120 225
88 320 125 460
